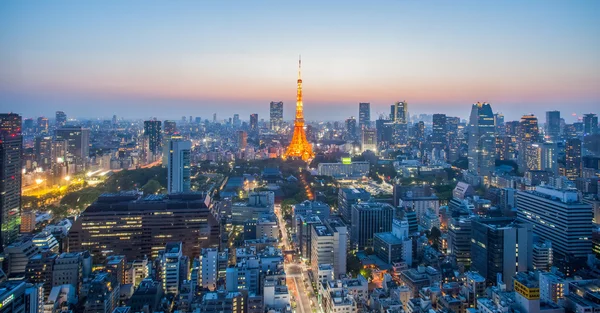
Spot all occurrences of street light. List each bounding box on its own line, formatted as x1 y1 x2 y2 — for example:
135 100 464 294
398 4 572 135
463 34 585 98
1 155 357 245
64 176 71 182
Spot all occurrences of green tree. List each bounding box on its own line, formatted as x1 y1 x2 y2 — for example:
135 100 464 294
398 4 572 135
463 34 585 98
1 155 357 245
142 179 162 195
347 253 362 277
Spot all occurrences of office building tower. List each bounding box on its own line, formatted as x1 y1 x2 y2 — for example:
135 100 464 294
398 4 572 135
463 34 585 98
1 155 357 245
86 272 120 313
162 242 184 295
517 186 592 271
373 232 412 265
25 251 57 299
361 128 377 152
539 272 565 304
346 117 357 141
199 248 219 291
494 113 505 134
237 130 248 149
0 281 43 313
391 101 409 123
467 102 496 181
471 218 532 289
55 111 67 127
55 126 90 166
249 113 258 134
545 111 561 140
565 138 582 180
310 218 348 278
269 101 284 131
37 117 49 134
518 114 540 171
199 290 245 313
68 193 220 264
432 114 447 149
4 239 41 276
167 139 191 194
0 113 22 251
351 202 395 250
338 187 370 224
446 116 461 162
359 102 371 129
232 114 240 128
163 120 177 136
53 252 91 294
375 118 394 147
293 200 330 222
448 217 474 267
541 142 559 175
143 120 162 154
532 240 553 271
583 113 598 136
34 136 53 170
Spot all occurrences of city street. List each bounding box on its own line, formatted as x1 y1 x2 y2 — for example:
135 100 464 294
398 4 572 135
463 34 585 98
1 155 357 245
275 203 317 313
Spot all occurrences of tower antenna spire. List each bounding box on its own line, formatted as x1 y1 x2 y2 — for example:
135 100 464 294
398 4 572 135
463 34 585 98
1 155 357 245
298 55 302 79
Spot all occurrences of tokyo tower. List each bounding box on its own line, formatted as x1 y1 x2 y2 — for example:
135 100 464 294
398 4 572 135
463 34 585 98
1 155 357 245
284 57 314 161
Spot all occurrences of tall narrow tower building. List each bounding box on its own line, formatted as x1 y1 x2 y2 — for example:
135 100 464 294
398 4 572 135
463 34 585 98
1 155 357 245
284 57 314 161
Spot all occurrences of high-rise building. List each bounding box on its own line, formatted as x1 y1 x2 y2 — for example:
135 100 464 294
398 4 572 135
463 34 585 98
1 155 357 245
361 128 377 152
346 117 357 141
162 242 184 295
237 130 248 149
310 218 348 278
338 188 370 224
518 114 540 171
143 120 162 155
541 142 559 175
284 58 314 161
545 111 561 140
269 101 284 131
446 116 461 162
55 111 67 127
249 113 258 135
86 272 120 313
167 139 191 194
68 193 220 264
470 218 532 289
351 202 394 250
517 186 592 270
0 113 22 251
163 120 177 136
359 102 371 129
432 114 447 149
583 113 598 136
55 126 90 165
34 136 53 170
467 102 496 181
390 101 409 123
448 217 474 267
232 114 240 128
565 138 582 180
37 117 49 134
494 113 505 135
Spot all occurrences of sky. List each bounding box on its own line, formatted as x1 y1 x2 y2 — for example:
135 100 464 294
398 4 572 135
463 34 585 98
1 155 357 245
0 1 599 122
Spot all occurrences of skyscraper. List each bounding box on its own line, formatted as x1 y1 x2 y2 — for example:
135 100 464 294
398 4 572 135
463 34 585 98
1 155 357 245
565 138 582 180
517 115 540 172
432 114 447 149
55 111 67 127
249 113 258 135
467 102 496 181
358 102 371 129
237 130 247 150
361 128 377 153
233 114 241 128
269 101 283 131
163 120 177 136
517 186 592 273
471 218 532 289
351 202 394 250
284 58 314 161
167 139 191 194
345 117 357 141
545 111 561 140
390 101 408 123
55 126 90 165
0 113 22 251
37 117 49 134
583 113 598 136
143 120 162 155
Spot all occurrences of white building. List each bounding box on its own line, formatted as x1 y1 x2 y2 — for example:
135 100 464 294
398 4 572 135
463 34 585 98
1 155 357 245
199 248 218 291
539 272 565 304
317 161 370 180
167 139 191 193
310 218 348 278
263 275 290 309
532 240 553 271
162 242 183 295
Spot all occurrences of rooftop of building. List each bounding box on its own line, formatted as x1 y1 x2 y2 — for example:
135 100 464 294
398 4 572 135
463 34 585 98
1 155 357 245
313 225 333 237
329 290 355 306
0 280 25 300
298 214 322 224
520 185 584 205
318 264 333 271
514 272 539 288
374 232 404 245
464 271 486 283
353 201 394 211
165 242 182 254
106 255 126 265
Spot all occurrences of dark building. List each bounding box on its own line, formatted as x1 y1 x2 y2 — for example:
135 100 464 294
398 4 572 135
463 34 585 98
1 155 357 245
163 120 177 136
249 113 258 135
432 114 447 149
0 113 22 251
346 117 357 141
34 136 53 170
338 187 370 224
127 279 164 313
86 272 120 313
545 111 561 140
68 192 220 264
359 102 371 130
143 120 162 154
351 202 394 250
55 126 90 164
565 138 582 180
583 113 598 136
25 251 57 299
55 111 67 127
269 101 283 131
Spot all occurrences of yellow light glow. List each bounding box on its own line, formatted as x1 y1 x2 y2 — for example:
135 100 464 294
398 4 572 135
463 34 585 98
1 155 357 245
64 176 71 181
35 179 44 185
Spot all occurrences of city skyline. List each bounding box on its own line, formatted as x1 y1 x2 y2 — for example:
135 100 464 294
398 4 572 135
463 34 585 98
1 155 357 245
1 1 599 121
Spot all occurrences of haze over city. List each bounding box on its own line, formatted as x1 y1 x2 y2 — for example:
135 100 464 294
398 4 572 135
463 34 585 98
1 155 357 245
1 0 599 121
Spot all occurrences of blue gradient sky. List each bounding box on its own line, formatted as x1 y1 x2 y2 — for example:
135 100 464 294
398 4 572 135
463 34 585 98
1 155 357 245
1 1 599 122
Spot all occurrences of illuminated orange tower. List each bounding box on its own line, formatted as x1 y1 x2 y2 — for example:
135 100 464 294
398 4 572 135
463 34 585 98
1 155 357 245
284 57 314 161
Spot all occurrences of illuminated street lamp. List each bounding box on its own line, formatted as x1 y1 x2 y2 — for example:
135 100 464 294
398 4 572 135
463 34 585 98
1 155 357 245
64 175 71 182
35 178 44 185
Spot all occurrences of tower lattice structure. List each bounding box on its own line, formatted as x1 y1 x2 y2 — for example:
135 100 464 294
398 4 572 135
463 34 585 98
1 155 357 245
284 57 314 161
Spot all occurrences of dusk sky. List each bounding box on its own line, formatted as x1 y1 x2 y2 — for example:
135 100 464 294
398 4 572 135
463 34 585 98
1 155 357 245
1 1 599 122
